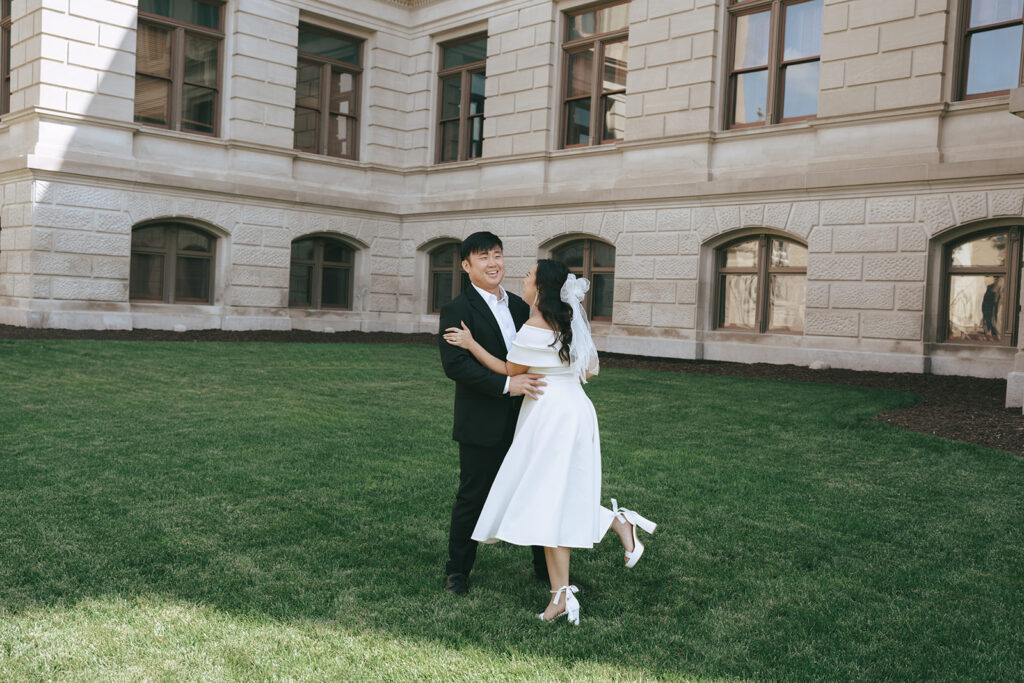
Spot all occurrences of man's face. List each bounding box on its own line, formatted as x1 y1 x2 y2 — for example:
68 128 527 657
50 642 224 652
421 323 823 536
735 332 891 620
462 247 505 292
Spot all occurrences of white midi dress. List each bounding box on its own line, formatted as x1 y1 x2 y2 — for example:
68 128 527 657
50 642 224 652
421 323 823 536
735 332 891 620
471 324 617 549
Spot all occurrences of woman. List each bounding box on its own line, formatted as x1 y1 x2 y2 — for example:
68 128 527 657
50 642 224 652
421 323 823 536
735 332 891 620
443 259 656 625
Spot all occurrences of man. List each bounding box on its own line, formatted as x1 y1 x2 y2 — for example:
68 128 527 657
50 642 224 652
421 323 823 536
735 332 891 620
438 231 547 595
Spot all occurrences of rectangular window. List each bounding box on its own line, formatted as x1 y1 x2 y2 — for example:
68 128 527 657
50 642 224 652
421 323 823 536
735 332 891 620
561 1 629 148
294 24 362 159
960 0 1024 99
727 0 822 128
437 35 487 163
1 0 11 116
136 0 223 136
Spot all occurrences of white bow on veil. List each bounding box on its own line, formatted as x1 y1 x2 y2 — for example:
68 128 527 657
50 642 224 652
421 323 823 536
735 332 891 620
559 274 600 383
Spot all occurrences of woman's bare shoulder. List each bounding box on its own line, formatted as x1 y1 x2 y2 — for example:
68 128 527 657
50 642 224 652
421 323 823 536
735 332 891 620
523 314 552 330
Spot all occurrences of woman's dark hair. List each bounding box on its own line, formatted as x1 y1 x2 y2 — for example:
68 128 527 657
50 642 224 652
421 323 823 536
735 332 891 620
534 259 573 364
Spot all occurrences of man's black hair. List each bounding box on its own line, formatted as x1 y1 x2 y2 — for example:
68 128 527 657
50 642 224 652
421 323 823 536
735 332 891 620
460 231 503 262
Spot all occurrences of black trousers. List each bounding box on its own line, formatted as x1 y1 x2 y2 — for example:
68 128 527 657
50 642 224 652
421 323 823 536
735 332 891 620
446 412 547 579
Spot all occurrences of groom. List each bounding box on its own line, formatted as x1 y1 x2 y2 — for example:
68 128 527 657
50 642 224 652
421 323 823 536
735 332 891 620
438 231 548 595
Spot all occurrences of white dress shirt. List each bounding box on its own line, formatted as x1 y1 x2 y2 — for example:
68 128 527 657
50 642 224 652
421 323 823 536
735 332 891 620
472 282 517 394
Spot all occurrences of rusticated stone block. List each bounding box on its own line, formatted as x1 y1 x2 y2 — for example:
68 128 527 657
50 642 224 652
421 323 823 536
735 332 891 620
371 274 399 293
243 206 285 227
32 252 92 277
370 293 398 313
95 211 130 234
989 190 1024 217
741 204 765 226
918 195 955 236
951 192 988 224
861 311 921 340
233 225 263 246
34 206 97 230
764 203 792 229
833 225 898 252
830 282 894 309
808 226 832 253
677 280 697 304
715 205 740 232
370 256 400 276
678 232 699 254
54 231 128 256
895 283 924 311
787 201 819 238
372 238 404 258
503 215 532 236
52 278 127 302
694 207 718 240
614 234 633 256
654 255 698 279
805 282 830 308
613 302 652 326
863 254 925 281
231 286 286 309
657 208 691 231
614 278 630 302
91 256 130 280
652 303 695 328
625 210 657 233
634 233 678 255
232 245 288 268
54 185 123 211
631 280 676 303
821 199 866 225
600 212 625 242
868 196 915 223
807 254 862 281
804 310 859 337
898 225 927 252
615 257 655 279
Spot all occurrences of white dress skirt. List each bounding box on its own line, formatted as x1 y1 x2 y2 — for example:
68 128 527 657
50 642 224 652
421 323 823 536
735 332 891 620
471 324 617 549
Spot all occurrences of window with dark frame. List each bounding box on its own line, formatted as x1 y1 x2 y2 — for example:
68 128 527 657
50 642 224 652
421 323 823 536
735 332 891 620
130 223 215 304
561 1 629 149
289 236 355 310
428 242 471 312
437 35 487 163
727 0 822 129
1 0 11 117
552 238 615 320
960 0 1024 99
135 0 223 136
716 235 806 333
943 227 1022 345
294 24 362 159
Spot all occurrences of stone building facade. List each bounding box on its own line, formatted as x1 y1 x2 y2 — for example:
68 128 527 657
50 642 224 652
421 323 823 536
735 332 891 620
0 0 1023 410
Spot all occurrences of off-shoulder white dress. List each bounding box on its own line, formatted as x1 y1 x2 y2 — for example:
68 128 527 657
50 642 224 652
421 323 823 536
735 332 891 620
471 324 617 548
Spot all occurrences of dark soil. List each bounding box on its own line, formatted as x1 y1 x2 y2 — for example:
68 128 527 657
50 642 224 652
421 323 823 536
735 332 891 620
2 325 1021 456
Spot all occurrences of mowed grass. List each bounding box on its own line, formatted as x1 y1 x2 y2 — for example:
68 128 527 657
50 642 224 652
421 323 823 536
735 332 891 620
0 340 1021 681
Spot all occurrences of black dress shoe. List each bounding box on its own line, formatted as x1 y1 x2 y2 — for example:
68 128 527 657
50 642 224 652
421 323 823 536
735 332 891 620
444 573 468 596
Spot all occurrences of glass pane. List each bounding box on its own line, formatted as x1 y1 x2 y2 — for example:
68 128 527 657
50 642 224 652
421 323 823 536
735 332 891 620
130 252 164 299
322 266 350 308
733 70 768 125
952 233 1008 267
295 61 321 109
184 34 217 86
565 99 591 145
134 75 170 126
439 120 460 162
781 61 819 119
329 69 355 114
291 239 314 260
734 11 771 69
783 0 823 60
298 27 359 65
323 240 351 263
177 228 211 253
592 273 614 319
592 241 615 268
469 72 485 115
442 37 487 69
136 23 171 77
722 239 759 268
441 76 461 119
132 226 166 249
174 256 210 301
139 0 220 30
768 274 806 333
554 243 584 268
327 115 352 156
965 25 1024 95
432 272 454 311
468 116 484 159
948 275 1004 341
721 274 758 329
568 4 629 40
770 239 808 268
289 264 312 306
603 41 628 90
181 85 215 134
293 107 318 150
568 49 594 97
431 245 456 268
970 0 1024 27
602 93 626 141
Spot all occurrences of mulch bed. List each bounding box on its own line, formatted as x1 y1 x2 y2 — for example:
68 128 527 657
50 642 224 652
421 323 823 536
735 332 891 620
2 325 1021 456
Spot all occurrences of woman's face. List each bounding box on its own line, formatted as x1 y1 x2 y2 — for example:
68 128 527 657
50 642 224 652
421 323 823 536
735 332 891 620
523 263 538 305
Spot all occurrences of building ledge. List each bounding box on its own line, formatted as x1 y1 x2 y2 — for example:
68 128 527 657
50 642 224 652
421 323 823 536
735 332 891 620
1011 87 1024 119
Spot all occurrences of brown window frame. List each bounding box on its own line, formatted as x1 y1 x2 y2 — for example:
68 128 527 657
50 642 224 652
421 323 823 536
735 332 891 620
1 0 10 117
136 0 224 136
428 242 471 313
726 0 821 129
560 0 630 149
289 235 356 311
940 226 1022 346
130 223 216 304
552 238 615 321
437 34 487 164
715 234 807 333
294 23 362 160
957 0 1024 100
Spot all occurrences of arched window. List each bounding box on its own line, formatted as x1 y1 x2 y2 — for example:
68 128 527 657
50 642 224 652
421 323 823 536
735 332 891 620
289 236 354 309
552 238 615 320
942 227 1022 345
716 235 806 333
130 223 215 303
429 242 470 313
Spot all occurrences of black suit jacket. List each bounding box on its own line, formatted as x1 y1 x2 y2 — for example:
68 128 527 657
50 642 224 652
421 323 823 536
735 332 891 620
439 285 530 447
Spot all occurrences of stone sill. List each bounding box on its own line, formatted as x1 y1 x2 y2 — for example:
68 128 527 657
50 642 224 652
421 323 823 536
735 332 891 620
1011 87 1024 119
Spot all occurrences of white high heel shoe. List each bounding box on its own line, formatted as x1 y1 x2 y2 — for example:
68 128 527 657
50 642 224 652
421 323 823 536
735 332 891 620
612 499 657 568
536 585 580 625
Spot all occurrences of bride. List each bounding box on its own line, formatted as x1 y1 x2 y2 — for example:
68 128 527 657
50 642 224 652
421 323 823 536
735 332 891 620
443 258 656 625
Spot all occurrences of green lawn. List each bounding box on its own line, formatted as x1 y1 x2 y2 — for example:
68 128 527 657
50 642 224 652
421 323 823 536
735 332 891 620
0 340 1021 681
